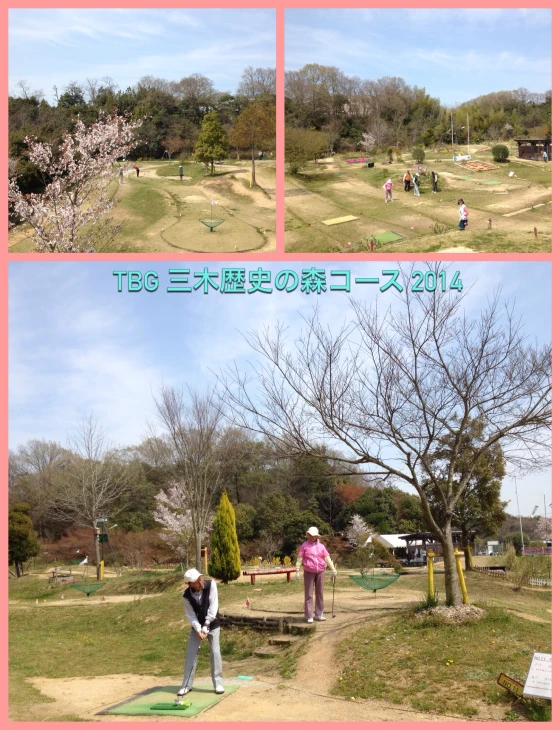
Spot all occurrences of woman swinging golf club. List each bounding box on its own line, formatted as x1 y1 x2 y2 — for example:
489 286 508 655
296 527 336 623
177 569 224 699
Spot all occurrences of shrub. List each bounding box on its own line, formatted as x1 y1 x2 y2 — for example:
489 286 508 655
412 147 426 163
492 144 509 162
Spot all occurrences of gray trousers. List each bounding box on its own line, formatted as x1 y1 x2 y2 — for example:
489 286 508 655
304 570 325 619
182 627 223 689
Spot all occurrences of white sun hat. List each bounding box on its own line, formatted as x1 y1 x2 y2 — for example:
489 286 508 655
306 526 320 537
184 568 202 583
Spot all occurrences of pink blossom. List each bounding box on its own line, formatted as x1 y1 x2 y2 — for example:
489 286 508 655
9 112 143 252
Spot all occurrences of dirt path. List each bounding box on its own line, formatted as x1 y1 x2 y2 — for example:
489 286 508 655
26 672 463 722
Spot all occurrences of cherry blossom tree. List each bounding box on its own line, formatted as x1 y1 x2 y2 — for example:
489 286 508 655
153 482 213 565
8 112 143 252
346 514 371 549
358 132 376 153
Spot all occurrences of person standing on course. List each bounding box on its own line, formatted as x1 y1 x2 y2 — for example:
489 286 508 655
413 173 420 196
177 569 224 698
458 198 469 230
296 527 337 623
383 178 393 203
179 165 184 181
118 167 124 185
431 170 438 193
403 169 412 192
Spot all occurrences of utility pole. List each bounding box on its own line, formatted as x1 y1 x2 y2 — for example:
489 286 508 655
451 112 455 160
467 113 470 156
514 479 525 555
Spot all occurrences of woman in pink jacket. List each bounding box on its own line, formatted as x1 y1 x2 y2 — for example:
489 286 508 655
296 526 337 623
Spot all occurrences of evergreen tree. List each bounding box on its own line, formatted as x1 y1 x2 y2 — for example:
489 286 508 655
208 492 241 583
9 503 40 577
194 110 229 175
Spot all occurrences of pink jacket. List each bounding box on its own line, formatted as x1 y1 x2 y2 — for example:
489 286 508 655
298 540 330 573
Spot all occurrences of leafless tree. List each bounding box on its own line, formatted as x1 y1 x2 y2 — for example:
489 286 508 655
220 264 551 605
237 66 276 100
48 416 138 579
9 440 70 537
14 79 43 100
153 386 228 572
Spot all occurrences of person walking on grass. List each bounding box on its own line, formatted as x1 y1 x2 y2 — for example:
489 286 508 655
383 178 393 203
543 149 548 164
458 198 469 230
177 569 224 699
296 527 337 623
133 165 140 178
403 169 412 192
431 170 438 193
413 173 420 196
118 167 124 185
179 165 184 182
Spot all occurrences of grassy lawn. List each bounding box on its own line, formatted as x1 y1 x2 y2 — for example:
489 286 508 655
8 568 303 720
285 144 551 253
334 571 551 720
8 159 276 253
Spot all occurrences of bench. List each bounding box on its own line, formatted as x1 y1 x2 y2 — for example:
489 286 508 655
243 568 297 585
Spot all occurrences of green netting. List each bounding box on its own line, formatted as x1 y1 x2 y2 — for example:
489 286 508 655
70 583 105 596
199 218 225 231
375 232 405 244
349 574 400 592
99 685 238 717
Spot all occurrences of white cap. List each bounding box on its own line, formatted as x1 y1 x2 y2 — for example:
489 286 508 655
306 526 320 537
184 568 202 583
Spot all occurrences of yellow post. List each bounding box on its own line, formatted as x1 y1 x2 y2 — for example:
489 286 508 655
99 560 105 580
427 550 435 600
454 548 469 604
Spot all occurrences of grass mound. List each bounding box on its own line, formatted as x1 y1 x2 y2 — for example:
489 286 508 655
333 605 550 718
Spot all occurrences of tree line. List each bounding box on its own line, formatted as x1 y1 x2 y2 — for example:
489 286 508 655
285 64 551 155
8 265 551 605
9 67 275 194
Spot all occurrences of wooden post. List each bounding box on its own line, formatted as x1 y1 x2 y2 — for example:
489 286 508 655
454 548 469 604
202 547 208 574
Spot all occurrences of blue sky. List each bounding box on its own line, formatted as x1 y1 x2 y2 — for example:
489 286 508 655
9 261 551 517
286 9 551 106
9 8 276 103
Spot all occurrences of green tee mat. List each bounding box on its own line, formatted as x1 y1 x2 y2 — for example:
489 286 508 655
374 232 405 244
478 180 501 185
98 685 238 717
322 215 358 225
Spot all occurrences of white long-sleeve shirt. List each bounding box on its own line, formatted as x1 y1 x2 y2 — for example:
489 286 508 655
182 580 219 633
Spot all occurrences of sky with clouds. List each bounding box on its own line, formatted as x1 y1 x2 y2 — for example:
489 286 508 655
9 261 551 516
286 8 551 106
8 8 276 103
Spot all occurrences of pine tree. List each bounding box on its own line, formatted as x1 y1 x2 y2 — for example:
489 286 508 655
9 503 40 577
208 492 241 583
194 111 229 175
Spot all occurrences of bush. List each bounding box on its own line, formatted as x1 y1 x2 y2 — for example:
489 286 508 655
412 147 425 163
492 144 509 162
